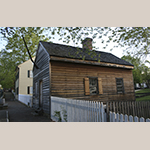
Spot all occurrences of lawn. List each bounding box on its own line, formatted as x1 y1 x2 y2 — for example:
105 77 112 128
135 88 150 94
135 88 150 101
136 95 150 101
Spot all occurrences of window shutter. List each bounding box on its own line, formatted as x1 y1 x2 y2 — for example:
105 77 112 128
27 86 30 94
98 78 103 94
28 70 30 78
84 78 90 95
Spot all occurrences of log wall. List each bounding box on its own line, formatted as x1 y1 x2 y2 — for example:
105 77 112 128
51 61 135 102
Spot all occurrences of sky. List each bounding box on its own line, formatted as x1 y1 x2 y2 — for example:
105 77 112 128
46 33 124 59
0 31 124 58
0 30 149 67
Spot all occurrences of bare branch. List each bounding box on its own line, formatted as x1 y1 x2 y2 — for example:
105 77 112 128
22 35 39 69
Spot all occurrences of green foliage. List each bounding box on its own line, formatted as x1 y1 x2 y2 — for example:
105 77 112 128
1 27 150 58
122 55 150 88
60 106 67 122
54 111 62 122
0 27 49 89
1 27 150 88
53 106 67 122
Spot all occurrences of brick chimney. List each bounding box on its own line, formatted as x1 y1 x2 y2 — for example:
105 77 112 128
82 38 93 50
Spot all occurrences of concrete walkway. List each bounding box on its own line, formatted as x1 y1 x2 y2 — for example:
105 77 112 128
0 92 52 122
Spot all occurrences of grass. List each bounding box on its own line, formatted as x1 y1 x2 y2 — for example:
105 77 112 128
135 88 150 101
136 95 150 101
135 88 150 94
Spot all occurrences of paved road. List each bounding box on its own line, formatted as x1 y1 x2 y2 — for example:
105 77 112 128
0 92 52 122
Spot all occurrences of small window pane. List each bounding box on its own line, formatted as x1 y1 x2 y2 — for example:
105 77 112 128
116 78 124 94
30 86 33 94
30 70 33 78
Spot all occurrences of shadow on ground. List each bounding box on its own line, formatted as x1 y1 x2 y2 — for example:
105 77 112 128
0 92 52 122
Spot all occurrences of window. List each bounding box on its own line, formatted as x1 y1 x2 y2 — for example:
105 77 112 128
84 77 103 95
27 86 33 94
28 70 33 78
89 77 98 94
116 78 124 94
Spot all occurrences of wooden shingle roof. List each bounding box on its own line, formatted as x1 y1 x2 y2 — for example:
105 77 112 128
40 41 134 67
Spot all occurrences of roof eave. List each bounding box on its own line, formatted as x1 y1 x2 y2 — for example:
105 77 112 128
50 56 134 70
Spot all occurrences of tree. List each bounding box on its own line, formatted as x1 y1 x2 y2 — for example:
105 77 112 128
1 27 150 88
122 55 150 88
141 65 150 88
1 27 150 58
0 50 16 89
0 27 49 89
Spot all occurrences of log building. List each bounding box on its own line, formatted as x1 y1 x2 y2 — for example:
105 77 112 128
33 38 135 115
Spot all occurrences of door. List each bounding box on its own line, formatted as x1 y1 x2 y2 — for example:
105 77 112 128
39 80 43 108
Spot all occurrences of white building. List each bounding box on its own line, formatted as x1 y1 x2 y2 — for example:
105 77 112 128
15 57 35 107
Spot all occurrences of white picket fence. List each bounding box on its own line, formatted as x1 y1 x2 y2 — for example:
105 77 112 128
109 111 150 122
51 96 150 122
51 96 107 122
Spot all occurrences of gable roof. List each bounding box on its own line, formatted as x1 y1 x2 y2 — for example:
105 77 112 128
40 41 134 67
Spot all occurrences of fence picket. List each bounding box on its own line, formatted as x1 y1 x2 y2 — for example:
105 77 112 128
120 114 123 122
98 102 101 122
94 102 96 122
113 102 115 113
101 102 104 122
140 117 145 122
124 114 128 122
112 112 115 122
109 111 112 122
134 116 139 122
116 102 118 114
129 115 133 122
116 113 119 122
106 102 109 122
146 118 150 122
51 97 150 122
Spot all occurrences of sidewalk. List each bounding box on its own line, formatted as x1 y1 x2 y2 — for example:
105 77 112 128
0 92 52 122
